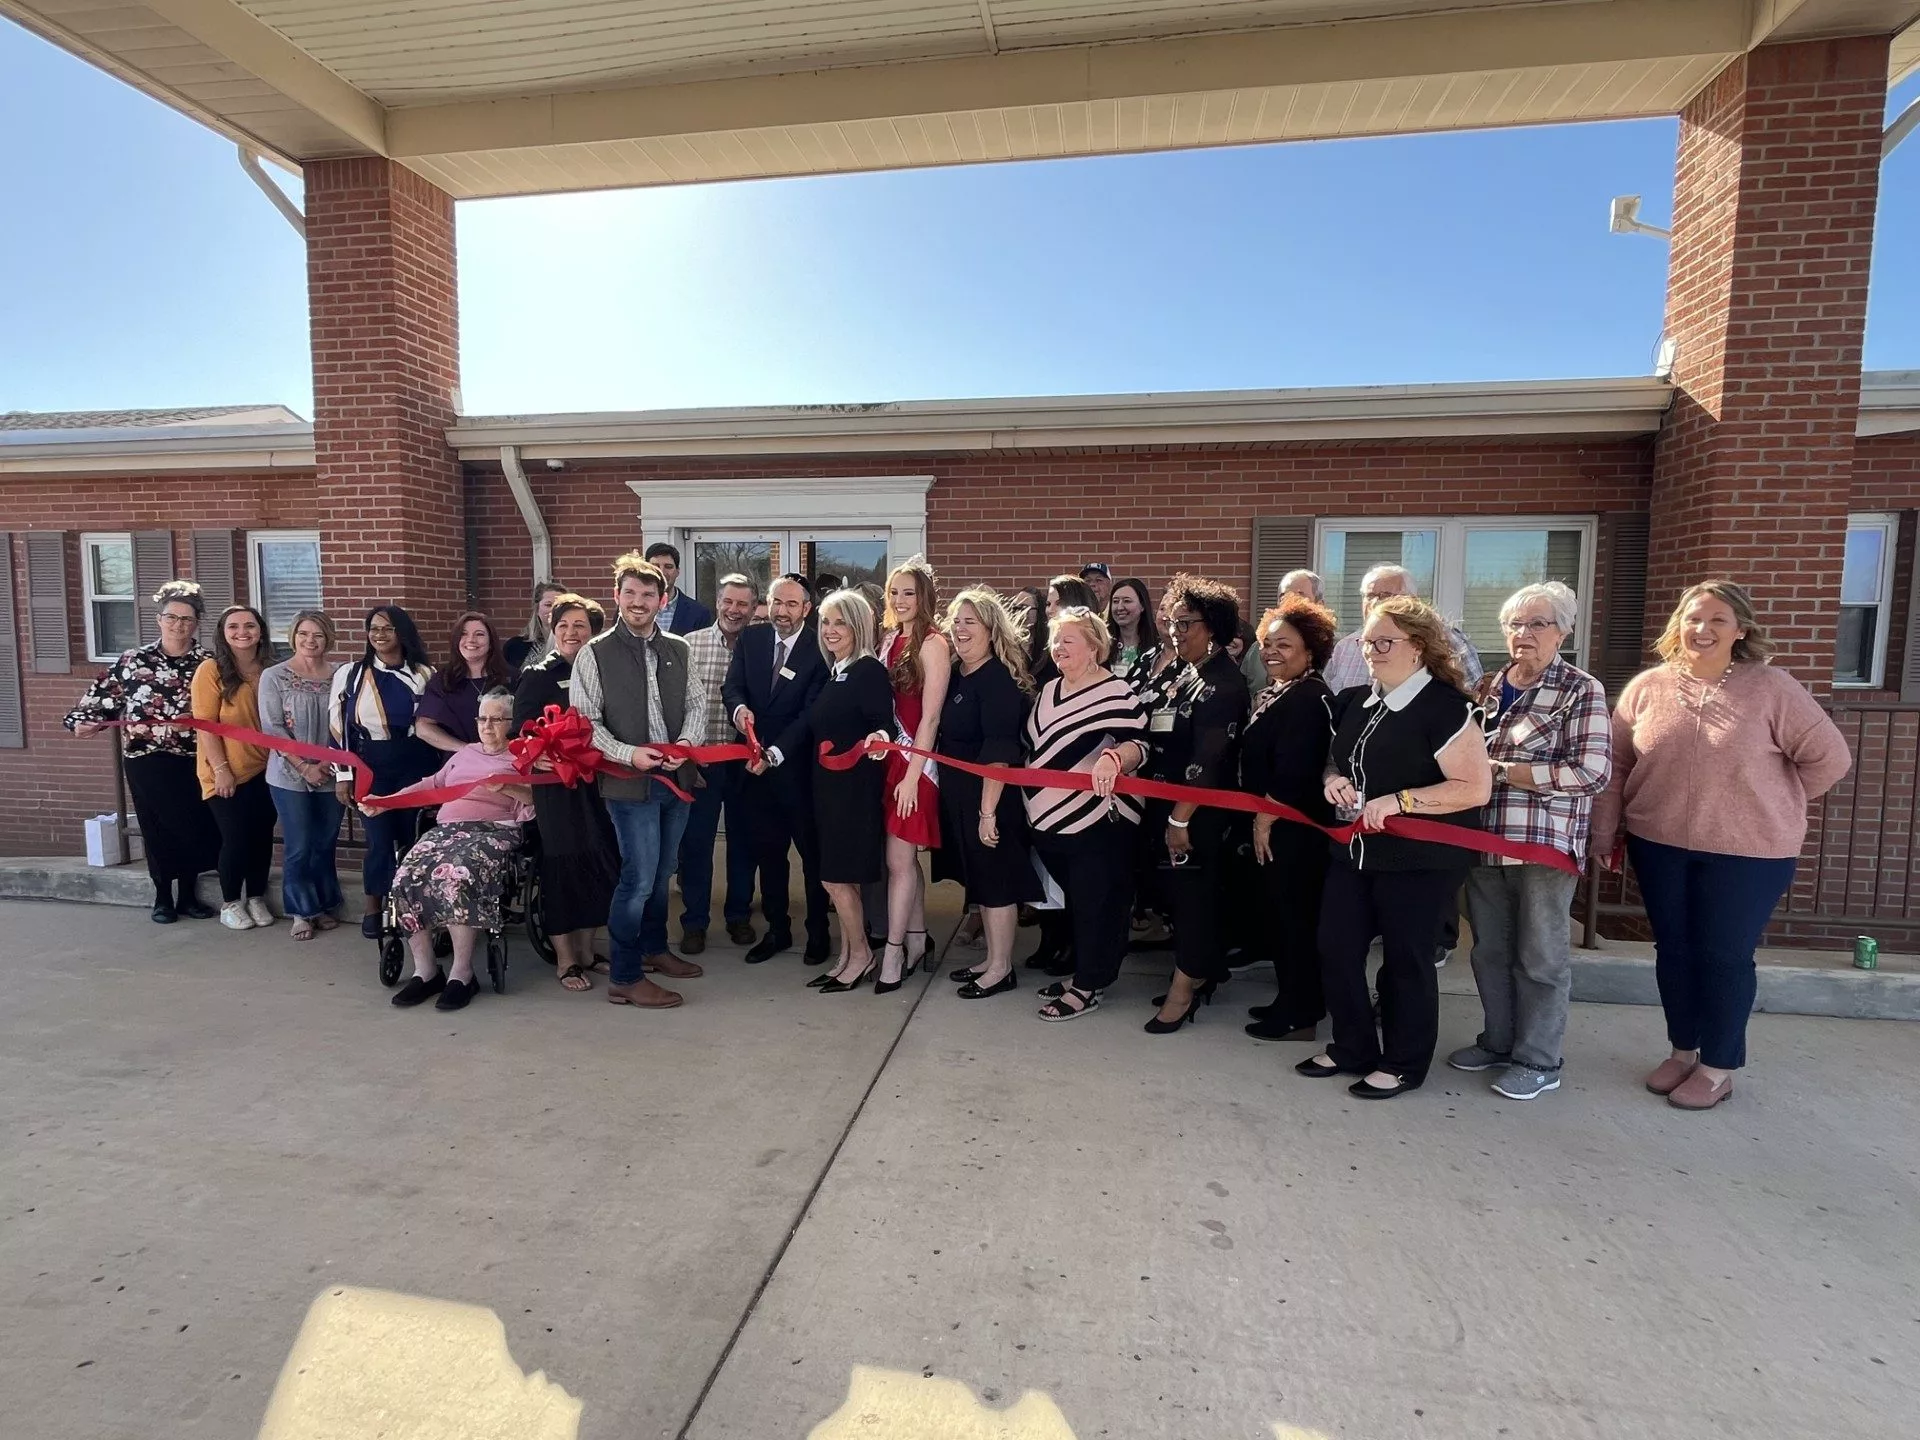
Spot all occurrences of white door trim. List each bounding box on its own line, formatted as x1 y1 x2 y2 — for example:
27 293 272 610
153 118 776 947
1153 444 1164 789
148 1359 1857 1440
628 474 935 565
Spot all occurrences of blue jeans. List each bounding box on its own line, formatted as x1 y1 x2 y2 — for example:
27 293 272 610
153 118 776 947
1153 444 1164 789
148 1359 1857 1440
1627 834 1796 1070
270 785 344 919
607 790 691 985
675 760 755 931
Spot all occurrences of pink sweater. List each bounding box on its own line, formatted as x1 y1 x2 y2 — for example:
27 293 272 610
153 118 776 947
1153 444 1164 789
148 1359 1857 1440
391 744 534 825
1590 663 1850 861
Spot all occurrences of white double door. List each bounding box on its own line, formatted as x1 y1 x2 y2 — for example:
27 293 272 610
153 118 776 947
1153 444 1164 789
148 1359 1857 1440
686 529 890 606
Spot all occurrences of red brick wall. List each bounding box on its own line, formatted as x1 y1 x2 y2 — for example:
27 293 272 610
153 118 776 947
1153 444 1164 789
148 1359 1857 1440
306 158 465 646
1 473 320 854
463 439 1656 629
1648 37 1889 685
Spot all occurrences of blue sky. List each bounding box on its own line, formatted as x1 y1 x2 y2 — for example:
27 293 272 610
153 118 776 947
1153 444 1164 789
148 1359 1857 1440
1 18 1914 418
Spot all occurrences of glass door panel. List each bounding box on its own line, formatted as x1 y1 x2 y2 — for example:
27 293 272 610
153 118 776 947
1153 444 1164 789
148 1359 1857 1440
799 535 888 595
691 533 781 606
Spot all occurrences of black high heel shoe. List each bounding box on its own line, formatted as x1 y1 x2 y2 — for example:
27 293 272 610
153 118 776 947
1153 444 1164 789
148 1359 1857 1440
906 930 934 975
1150 978 1218 1008
817 957 876 994
1144 996 1202 1034
873 943 911 995
957 968 1017 1000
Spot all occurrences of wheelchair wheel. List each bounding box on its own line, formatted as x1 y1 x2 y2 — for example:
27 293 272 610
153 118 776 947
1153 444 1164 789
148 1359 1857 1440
522 866 557 966
378 934 406 988
487 933 507 994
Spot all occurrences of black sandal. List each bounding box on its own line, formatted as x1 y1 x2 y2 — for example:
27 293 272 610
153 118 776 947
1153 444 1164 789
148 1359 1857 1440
557 963 592 992
1037 985 1099 1022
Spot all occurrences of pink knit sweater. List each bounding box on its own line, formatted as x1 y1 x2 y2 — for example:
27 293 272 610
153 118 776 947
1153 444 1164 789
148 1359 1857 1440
1590 662 1850 861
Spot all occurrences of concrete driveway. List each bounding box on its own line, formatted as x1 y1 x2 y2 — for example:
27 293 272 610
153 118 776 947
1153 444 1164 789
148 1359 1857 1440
3 898 1915 1439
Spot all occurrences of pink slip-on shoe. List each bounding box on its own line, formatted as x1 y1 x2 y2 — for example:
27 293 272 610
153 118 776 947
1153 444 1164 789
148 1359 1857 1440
1667 1069 1734 1111
1644 1057 1697 1095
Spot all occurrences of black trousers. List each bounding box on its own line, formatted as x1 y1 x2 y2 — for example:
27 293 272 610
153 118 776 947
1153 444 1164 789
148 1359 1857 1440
1258 835 1329 1031
205 773 278 902
1033 820 1135 993
1318 862 1462 1084
1158 807 1232 985
743 775 828 944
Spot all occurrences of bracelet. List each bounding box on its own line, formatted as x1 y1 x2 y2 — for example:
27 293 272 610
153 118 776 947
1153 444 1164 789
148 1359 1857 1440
1167 817 1190 829
1397 788 1414 813
979 812 996 820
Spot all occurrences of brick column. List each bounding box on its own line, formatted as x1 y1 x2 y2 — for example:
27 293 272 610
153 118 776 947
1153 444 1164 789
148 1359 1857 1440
305 158 464 648
1648 36 1888 686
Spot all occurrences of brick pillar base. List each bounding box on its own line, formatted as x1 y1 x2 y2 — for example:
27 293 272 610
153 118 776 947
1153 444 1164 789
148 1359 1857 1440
306 158 465 649
1648 36 1887 685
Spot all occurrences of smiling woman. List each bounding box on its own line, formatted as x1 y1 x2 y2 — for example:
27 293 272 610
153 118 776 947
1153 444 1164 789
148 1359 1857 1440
193 603 279 931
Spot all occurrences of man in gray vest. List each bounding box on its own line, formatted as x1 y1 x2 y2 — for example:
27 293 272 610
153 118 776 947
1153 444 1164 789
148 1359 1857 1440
572 552 710 1009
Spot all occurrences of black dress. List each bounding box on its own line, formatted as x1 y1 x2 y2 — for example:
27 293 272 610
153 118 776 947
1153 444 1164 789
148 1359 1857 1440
809 656 895 884
933 656 1042 908
512 651 619 936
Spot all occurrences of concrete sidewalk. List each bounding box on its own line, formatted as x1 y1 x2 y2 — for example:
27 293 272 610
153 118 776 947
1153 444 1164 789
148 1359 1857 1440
3 898 1916 1440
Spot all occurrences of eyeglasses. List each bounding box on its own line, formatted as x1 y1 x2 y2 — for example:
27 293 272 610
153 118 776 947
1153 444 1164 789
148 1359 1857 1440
1362 636 1410 656
1502 618 1559 635
366 624 396 637
1169 617 1203 634
157 612 197 625
477 714 511 725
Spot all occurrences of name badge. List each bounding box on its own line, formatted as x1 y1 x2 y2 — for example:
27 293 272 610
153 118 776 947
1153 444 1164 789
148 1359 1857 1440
779 666 796 680
834 670 848 682
1149 711 1175 733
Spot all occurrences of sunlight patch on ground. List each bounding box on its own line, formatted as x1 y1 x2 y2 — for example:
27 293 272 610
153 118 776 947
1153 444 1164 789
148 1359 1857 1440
808 1365 1078 1438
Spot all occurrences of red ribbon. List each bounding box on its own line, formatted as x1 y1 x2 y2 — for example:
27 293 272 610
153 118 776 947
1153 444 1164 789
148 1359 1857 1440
818 737 1582 875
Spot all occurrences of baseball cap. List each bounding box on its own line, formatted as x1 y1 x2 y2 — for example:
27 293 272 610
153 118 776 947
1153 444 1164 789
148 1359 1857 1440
1079 562 1111 579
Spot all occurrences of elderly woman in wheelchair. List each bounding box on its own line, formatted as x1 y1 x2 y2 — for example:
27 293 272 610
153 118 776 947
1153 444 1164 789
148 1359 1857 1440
375 687 534 1011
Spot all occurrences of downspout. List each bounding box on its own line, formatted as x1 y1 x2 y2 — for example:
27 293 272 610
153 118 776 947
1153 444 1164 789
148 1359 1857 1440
499 444 554 584
1888 97 1919 160
237 146 305 237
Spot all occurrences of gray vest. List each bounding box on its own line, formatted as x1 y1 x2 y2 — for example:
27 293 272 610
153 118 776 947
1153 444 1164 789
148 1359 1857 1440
590 622 691 801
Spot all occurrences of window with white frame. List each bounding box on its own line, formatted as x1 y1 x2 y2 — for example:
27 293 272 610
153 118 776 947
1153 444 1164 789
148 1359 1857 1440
80 532 137 661
1316 517 1598 672
1836 512 1897 688
247 531 323 655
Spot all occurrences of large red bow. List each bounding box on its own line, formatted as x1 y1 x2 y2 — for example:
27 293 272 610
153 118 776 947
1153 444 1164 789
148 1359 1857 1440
510 705 604 788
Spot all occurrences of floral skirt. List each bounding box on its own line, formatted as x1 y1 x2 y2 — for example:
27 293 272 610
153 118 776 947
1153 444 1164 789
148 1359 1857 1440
391 820 522 933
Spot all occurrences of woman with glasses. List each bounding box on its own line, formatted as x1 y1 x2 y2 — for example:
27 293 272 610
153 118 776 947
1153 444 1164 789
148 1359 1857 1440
330 605 436 938
1300 596 1492 1098
1238 594 1340 1043
191 603 279 931
1446 583 1611 1101
416 612 511 752
1142 574 1251 1035
259 609 344 940
64 580 221 924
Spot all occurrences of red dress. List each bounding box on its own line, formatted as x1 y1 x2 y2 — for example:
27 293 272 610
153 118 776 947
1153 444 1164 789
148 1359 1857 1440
881 630 943 849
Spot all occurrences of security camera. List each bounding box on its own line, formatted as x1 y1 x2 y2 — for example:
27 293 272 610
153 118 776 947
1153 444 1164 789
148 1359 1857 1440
544 459 565 472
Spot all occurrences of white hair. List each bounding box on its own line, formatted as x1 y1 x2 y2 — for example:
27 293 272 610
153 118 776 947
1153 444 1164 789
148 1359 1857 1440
1360 563 1416 597
1279 569 1324 602
478 687 516 715
816 589 877 664
1499 581 1579 633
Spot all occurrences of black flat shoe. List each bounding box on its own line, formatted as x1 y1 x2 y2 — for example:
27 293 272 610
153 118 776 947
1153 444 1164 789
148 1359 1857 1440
949 964 986 983
1295 1053 1352 1078
1247 1002 1276 1021
150 903 178 924
391 971 447 1007
1246 1019 1319 1042
957 970 1017 999
1040 955 1076 978
1350 1074 1422 1100
804 936 834 964
434 976 476 1011
177 899 216 920
745 932 792 965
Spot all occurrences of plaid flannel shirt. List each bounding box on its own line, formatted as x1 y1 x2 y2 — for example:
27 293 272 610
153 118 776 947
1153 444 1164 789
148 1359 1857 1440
683 623 739 744
1474 656 1612 866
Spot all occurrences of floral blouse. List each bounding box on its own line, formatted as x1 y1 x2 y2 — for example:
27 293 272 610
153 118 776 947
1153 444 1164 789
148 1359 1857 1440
63 641 211 760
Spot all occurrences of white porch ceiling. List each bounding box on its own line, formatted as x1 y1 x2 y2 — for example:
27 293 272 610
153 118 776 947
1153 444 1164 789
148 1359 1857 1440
2 0 1914 198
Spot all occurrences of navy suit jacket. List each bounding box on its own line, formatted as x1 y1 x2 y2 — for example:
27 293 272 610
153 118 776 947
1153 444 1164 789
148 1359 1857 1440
722 623 829 785
663 589 714 636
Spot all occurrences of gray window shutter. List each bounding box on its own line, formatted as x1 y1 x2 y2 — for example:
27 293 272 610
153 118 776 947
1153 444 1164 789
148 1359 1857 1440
1251 517 1314 614
0 535 25 746
1900 510 1920 704
1599 510 1651 700
191 530 237 613
133 530 175 644
25 530 71 675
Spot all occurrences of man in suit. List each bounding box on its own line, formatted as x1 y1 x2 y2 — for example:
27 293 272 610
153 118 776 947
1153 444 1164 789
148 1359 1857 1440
645 542 715 636
722 573 831 964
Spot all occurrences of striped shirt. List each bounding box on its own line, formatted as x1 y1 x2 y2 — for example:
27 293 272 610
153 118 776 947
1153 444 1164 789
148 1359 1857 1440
1023 672 1149 835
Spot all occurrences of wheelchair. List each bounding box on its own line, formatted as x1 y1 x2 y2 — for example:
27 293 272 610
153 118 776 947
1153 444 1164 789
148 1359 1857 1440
373 821 551 992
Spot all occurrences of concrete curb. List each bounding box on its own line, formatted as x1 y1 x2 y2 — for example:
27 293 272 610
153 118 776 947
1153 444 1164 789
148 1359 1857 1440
1571 952 1919 1022
0 857 368 913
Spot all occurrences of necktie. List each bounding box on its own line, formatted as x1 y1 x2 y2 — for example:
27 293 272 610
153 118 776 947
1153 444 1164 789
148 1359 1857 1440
770 637 788 694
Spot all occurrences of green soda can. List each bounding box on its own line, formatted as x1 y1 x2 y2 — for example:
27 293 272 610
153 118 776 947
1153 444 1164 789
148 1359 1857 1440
1853 935 1879 971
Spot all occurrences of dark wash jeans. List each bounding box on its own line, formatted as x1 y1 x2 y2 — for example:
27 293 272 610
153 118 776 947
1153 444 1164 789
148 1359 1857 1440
1626 834 1796 1071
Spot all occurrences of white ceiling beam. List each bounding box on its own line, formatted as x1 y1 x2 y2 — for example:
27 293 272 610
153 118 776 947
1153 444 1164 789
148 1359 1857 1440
387 0 1753 161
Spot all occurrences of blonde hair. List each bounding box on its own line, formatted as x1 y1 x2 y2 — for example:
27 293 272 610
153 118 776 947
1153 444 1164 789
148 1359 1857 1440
816 589 877 665
286 608 336 652
882 556 940 693
1368 595 1470 696
1655 580 1773 665
1049 605 1113 667
945 587 1035 694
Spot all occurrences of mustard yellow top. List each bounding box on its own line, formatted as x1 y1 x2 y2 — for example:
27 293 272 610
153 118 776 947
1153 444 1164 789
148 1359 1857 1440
191 658 268 798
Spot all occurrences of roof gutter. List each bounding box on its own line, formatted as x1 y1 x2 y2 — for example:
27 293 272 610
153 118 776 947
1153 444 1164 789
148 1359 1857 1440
498 443 553 584
238 146 306 238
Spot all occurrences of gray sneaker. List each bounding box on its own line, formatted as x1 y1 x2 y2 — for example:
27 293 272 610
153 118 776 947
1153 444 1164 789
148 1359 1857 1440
1492 1066 1562 1100
1447 1044 1511 1072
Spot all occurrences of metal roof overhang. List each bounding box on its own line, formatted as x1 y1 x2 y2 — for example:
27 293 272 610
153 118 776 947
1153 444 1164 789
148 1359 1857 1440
2 1 1914 200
